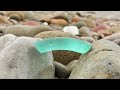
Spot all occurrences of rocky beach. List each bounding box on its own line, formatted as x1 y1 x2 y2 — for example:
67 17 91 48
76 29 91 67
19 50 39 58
0 11 120 79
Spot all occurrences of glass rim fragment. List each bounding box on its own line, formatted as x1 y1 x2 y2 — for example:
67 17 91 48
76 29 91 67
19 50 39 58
34 37 92 54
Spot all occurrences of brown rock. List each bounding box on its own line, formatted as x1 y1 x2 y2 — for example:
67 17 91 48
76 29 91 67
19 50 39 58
0 15 11 24
52 14 69 22
50 19 68 26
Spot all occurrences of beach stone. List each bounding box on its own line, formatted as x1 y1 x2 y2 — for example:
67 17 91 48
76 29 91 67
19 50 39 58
103 33 120 41
79 18 96 28
92 24 108 32
0 35 55 79
97 30 111 36
71 15 81 23
0 15 11 24
72 21 87 29
34 31 81 65
6 11 25 21
66 60 78 74
23 11 35 20
113 39 120 45
0 34 16 51
50 19 68 26
0 11 6 16
69 40 120 79
79 26 92 37
52 14 69 22
107 26 120 34
54 61 69 78
63 26 79 35
2 25 56 37
80 37 95 43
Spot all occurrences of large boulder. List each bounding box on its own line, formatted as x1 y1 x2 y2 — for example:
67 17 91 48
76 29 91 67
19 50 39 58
0 34 55 79
69 40 120 79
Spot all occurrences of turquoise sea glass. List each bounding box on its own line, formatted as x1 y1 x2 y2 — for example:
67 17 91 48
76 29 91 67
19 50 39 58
34 37 92 54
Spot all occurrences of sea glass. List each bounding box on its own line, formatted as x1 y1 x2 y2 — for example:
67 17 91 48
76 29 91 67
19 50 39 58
34 37 92 54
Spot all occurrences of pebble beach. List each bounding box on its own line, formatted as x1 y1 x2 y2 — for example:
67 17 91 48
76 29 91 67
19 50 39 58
0 11 120 79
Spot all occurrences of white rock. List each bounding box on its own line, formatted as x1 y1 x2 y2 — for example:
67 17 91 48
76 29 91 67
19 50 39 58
43 22 48 25
63 26 79 35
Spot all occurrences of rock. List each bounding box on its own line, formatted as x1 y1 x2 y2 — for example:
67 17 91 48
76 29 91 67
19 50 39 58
63 26 79 35
103 33 120 41
34 31 81 65
54 77 60 79
71 15 80 23
9 19 18 25
72 21 87 29
86 15 96 20
2 25 56 37
79 18 96 28
52 14 69 22
79 26 92 37
92 24 108 32
8 14 21 21
21 21 40 26
23 11 35 20
34 31 79 39
54 61 69 78
0 34 55 79
69 40 120 79
113 39 120 45
40 16 51 23
0 15 11 24
49 24 63 30
80 37 95 43
43 22 48 25
6 11 25 21
50 19 68 26
0 11 6 16
66 60 78 74
97 30 111 36
0 34 16 51
107 26 120 34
